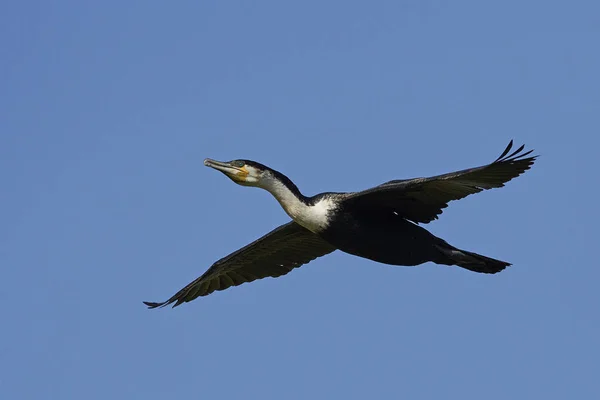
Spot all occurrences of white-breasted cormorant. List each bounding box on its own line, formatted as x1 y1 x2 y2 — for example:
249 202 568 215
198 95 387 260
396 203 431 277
144 141 536 308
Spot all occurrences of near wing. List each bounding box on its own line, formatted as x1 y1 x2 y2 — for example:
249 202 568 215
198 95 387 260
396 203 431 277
144 221 336 308
342 140 537 224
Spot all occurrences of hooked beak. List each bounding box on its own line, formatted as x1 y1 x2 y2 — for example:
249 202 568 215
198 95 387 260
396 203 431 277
204 159 248 182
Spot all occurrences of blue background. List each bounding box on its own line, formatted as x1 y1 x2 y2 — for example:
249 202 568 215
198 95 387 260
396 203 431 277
2 1 598 399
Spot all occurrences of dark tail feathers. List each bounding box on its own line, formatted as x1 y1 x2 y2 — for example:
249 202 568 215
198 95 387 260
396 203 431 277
435 245 511 274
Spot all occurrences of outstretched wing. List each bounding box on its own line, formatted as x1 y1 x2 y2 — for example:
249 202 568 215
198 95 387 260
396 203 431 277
144 221 336 308
342 140 537 224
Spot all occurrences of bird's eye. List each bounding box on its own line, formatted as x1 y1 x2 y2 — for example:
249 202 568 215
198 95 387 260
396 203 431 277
232 160 245 168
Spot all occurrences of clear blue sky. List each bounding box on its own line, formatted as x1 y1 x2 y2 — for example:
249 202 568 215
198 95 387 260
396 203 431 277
2 1 599 399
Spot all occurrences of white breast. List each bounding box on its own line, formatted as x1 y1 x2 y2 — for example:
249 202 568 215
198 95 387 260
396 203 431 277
260 178 336 233
289 197 335 233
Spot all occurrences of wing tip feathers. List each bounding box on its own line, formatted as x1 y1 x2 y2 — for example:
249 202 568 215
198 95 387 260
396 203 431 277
143 299 182 309
494 140 539 164
143 300 166 309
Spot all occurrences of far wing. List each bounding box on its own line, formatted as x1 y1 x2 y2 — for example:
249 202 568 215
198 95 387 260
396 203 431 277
144 221 336 308
342 141 537 224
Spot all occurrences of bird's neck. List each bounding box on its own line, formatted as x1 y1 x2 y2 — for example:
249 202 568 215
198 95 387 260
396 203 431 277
261 177 309 216
261 176 332 232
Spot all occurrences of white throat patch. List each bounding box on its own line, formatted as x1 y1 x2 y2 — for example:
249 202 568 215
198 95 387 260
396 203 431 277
293 197 335 233
261 178 334 233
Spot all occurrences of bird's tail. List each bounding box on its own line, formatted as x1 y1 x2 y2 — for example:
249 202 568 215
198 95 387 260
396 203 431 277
435 245 511 274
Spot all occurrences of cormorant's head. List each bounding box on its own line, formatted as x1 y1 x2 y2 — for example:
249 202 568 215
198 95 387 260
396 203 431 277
204 158 270 187
204 158 305 206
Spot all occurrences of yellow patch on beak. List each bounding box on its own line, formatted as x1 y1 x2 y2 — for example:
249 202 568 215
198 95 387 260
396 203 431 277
229 166 249 182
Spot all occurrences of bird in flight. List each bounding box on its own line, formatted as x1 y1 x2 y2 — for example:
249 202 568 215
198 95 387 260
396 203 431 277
144 140 536 309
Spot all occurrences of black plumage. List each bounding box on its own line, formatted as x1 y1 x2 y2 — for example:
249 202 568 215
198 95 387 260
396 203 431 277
342 142 534 224
145 141 536 309
144 222 335 308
